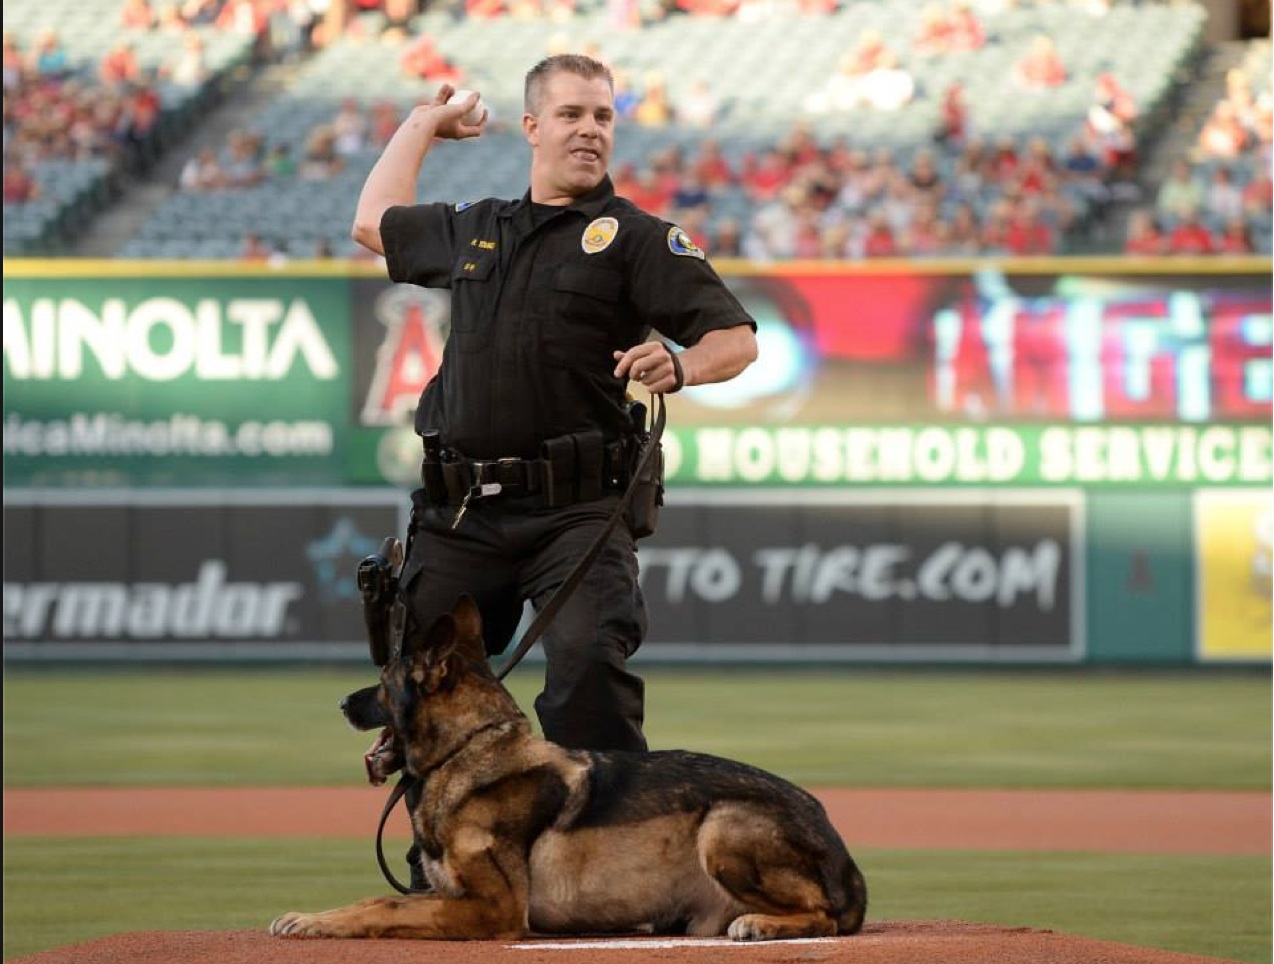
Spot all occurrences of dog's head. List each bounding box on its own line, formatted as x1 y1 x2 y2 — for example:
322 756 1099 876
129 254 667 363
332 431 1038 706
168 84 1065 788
341 594 516 784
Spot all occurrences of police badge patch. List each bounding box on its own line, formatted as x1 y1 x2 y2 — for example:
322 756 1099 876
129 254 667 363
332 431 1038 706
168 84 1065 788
667 226 705 260
582 217 619 254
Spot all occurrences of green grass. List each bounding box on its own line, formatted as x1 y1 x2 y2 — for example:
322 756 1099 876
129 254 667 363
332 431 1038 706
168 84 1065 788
2 838 1269 963
3 668 1270 789
3 668 1270 962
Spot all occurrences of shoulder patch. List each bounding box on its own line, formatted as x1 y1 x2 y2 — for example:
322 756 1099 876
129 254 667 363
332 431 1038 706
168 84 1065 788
667 225 705 260
582 216 619 254
455 200 477 212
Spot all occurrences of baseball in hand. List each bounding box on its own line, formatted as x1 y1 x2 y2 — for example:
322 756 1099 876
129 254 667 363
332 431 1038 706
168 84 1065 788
447 89 485 125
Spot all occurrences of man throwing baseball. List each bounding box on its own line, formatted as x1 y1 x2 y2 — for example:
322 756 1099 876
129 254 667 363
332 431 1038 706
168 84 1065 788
351 53 758 888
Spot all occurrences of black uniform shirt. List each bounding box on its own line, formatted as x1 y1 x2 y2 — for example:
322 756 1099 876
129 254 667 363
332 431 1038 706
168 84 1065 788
380 175 756 459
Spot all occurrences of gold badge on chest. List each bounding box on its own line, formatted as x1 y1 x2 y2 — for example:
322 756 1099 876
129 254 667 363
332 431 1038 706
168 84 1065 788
582 217 619 254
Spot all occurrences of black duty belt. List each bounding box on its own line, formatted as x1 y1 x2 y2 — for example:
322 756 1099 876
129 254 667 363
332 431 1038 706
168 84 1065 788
426 434 629 510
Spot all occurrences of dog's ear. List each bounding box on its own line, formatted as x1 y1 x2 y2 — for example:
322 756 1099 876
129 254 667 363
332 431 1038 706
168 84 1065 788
411 612 459 689
449 594 487 664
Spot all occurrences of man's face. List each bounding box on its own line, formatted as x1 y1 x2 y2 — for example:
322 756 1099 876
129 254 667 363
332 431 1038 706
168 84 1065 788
524 71 615 202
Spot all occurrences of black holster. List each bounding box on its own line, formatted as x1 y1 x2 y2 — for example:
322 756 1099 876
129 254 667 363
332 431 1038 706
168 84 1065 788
624 401 664 539
357 536 404 666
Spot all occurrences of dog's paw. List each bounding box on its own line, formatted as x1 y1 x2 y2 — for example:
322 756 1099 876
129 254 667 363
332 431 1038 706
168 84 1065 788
727 914 779 942
270 912 333 938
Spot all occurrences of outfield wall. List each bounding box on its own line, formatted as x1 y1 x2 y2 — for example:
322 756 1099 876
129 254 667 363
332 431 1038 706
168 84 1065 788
3 257 1270 665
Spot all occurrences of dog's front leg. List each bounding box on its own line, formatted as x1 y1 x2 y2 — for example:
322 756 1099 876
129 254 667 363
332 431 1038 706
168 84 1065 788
271 891 527 941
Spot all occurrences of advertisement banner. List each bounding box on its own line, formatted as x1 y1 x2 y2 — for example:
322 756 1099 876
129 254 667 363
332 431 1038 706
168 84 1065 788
672 263 1272 428
635 489 1083 661
4 261 1269 489
2 491 404 659
660 423 1272 487
3 274 352 487
1194 488 1273 662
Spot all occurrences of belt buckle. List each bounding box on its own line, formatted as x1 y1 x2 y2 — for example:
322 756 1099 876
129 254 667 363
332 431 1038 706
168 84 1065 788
495 457 523 489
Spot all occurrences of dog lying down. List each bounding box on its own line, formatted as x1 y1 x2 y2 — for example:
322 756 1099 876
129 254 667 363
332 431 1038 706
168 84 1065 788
270 596 867 942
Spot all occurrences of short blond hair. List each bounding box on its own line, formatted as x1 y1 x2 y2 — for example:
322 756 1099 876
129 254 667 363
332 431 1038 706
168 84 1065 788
524 54 613 115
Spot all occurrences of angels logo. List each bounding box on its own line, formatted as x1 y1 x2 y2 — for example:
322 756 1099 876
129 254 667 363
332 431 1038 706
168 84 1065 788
361 286 451 426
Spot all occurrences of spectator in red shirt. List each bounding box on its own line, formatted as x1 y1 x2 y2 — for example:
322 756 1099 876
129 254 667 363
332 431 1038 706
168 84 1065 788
687 138 735 191
844 27 890 77
465 0 505 17
779 121 822 172
121 0 156 30
1085 73 1138 175
935 81 968 147
2 155 41 203
989 135 1021 183
741 147 793 202
100 41 142 86
610 160 640 199
947 1 985 51
621 166 672 216
1017 137 1057 196
1013 34 1066 90
1004 198 1057 254
862 209 898 257
399 34 463 84
979 200 1013 252
1166 209 1215 255
1123 209 1166 255
1216 217 1254 254
678 0 739 16
912 5 952 57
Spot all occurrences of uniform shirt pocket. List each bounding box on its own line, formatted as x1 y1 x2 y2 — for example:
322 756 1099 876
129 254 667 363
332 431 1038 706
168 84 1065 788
545 264 624 369
449 254 497 351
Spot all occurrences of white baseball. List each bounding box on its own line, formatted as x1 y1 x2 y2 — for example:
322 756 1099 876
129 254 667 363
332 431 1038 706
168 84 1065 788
447 89 485 125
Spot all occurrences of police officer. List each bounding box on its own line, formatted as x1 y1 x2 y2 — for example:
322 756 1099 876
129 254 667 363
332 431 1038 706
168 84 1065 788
351 53 758 886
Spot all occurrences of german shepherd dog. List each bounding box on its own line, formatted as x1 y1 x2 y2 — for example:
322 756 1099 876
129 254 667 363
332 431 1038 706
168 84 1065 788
270 596 867 942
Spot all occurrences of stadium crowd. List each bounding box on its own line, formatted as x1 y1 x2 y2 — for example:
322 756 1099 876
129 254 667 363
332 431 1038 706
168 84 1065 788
3 0 1271 258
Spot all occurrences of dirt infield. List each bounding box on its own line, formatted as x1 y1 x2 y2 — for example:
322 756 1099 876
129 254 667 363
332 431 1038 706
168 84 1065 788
4 786 1270 855
5 786 1268 964
5 921 1245 964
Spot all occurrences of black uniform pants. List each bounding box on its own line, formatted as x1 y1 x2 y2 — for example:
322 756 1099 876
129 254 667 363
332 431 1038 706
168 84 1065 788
398 488 649 886
400 487 649 750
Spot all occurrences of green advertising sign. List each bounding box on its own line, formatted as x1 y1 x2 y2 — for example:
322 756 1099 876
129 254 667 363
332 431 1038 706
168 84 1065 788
662 424 1273 487
3 275 352 486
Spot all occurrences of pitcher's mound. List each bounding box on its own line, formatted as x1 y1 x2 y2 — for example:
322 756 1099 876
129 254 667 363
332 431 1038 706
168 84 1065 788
5 921 1237 964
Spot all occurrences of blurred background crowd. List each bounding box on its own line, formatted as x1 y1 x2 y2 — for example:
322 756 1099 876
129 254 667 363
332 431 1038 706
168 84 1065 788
2 0 1270 260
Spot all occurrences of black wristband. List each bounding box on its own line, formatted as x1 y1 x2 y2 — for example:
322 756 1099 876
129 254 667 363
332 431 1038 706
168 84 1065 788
668 349 685 393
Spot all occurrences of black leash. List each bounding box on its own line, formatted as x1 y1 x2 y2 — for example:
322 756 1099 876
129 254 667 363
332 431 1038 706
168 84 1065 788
493 391 665 681
376 772 425 895
372 394 667 894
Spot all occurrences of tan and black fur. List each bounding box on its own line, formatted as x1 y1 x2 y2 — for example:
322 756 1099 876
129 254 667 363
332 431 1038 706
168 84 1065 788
270 596 867 942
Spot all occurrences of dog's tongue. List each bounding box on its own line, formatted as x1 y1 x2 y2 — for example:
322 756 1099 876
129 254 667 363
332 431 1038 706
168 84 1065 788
363 727 394 786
